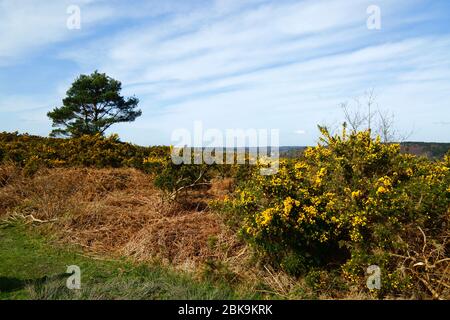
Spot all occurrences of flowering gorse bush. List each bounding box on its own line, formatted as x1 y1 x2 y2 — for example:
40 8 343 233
0 131 168 175
219 126 449 296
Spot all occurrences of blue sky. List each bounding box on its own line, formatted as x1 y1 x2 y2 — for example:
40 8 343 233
0 0 449 146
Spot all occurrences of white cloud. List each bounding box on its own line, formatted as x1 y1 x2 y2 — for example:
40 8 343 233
0 0 182 66
0 94 56 113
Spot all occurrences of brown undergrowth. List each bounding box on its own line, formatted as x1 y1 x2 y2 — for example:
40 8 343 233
0 164 245 272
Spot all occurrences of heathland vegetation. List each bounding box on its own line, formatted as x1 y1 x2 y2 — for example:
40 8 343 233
0 126 448 299
0 72 448 299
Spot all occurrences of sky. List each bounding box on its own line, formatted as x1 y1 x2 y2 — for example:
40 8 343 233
0 0 449 146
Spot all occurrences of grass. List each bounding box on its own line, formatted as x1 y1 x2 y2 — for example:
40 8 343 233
0 223 262 300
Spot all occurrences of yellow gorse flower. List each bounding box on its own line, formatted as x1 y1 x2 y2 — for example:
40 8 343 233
376 176 393 195
351 190 362 199
257 208 276 227
143 156 167 164
283 197 300 218
314 167 327 187
406 168 413 177
376 186 387 195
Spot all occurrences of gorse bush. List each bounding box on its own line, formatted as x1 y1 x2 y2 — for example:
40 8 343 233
0 131 169 174
0 132 247 194
219 126 449 296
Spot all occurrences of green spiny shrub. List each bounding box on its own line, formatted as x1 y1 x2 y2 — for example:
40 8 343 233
218 126 450 296
0 131 169 172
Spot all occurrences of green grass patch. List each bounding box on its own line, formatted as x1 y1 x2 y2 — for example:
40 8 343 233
0 224 261 300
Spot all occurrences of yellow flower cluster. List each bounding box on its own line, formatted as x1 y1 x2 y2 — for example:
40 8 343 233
314 167 327 187
376 176 392 195
256 208 276 227
143 156 167 165
351 190 362 199
283 196 300 218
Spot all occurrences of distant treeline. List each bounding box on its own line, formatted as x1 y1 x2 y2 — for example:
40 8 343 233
400 142 450 159
280 143 450 159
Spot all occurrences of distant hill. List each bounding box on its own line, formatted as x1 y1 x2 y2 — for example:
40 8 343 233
279 146 307 158
400 142 450 159
279 143 450 159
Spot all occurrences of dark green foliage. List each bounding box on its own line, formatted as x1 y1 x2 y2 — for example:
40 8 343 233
149 150 253 199
154 162 213 196
47 71 141 137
